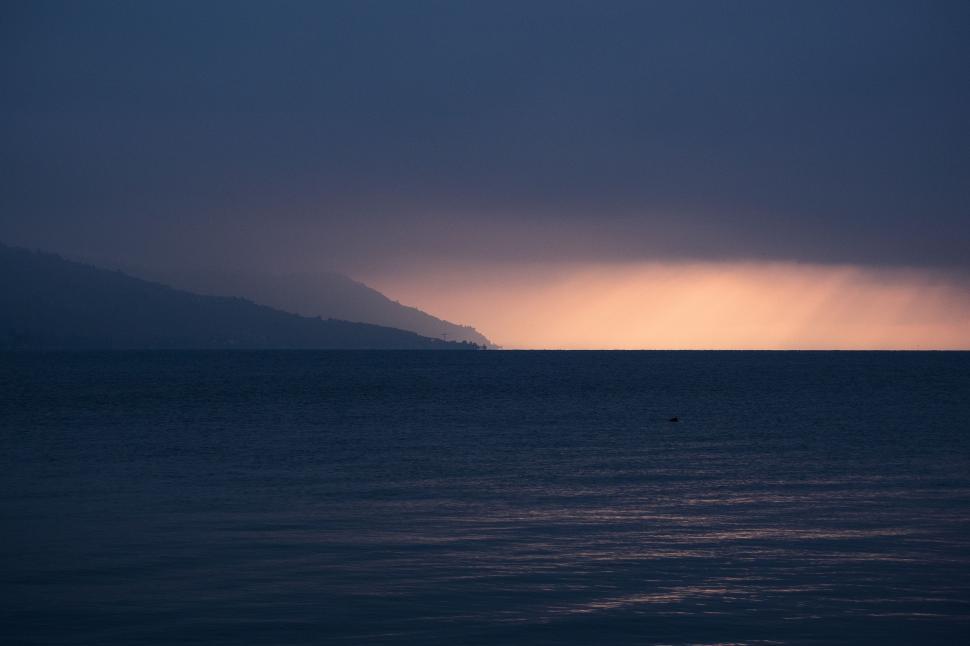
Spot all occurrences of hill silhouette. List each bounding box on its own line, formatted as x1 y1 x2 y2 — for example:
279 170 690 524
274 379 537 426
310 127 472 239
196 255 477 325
134 269 495 347
0 244 481 350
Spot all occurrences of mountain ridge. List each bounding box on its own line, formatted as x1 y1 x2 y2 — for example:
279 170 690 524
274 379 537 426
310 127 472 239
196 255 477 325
0 244 482 350
130 268 495 348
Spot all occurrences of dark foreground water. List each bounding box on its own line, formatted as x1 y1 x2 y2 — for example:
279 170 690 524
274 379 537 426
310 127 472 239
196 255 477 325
1 351 969 645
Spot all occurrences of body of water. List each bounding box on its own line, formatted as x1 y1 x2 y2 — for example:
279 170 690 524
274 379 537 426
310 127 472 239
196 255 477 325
2 351 969 644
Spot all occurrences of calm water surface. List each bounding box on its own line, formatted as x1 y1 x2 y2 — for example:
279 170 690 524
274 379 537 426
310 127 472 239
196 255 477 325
2 351 969 644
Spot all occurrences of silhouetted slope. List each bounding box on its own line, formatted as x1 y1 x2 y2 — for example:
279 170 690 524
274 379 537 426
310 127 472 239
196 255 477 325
145 270 495 347
0 245 479 350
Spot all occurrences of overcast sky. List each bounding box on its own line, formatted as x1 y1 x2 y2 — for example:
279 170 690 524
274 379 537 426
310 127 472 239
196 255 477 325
2 0 968 277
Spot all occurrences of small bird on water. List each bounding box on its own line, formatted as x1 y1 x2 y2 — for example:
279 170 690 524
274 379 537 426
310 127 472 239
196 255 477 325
668 416 679 423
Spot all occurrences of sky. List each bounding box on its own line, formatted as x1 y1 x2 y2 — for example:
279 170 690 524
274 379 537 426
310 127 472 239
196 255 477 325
2 1 968 348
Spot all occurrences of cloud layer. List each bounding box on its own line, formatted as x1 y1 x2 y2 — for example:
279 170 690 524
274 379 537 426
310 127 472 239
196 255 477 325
2 1 969 272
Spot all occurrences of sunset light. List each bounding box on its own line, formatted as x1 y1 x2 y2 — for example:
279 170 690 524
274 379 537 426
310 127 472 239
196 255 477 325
370 262 970 349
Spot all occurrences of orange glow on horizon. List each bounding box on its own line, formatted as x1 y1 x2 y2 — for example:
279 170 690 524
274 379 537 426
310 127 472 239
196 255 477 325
365 262 970 350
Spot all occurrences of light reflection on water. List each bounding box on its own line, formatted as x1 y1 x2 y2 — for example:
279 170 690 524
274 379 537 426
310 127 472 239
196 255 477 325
1 351 969 644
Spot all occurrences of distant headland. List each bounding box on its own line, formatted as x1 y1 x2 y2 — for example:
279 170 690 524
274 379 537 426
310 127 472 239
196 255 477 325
0 243 485 351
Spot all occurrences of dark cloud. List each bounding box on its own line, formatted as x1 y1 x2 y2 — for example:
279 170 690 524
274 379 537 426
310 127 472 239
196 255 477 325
2 0 968 271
